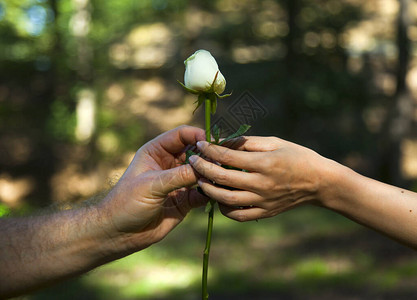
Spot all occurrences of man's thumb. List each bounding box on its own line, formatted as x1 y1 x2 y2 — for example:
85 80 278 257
153 164 198 195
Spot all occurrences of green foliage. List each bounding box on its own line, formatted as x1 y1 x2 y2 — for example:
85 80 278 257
46 100 76 141
219 124 251 146
0 203 10 217
212 124 220 144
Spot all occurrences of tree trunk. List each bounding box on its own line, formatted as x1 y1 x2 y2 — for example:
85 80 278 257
385 0 412 187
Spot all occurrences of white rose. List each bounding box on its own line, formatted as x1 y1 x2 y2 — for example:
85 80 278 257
184 49 226 94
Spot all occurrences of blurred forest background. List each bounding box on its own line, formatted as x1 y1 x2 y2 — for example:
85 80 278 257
2 0 417 299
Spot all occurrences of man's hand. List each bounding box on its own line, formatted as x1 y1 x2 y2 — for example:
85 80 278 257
101 125 208 252
0 125 208 298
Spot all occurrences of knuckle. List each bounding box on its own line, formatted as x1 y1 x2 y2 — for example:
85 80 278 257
204 142 217 155
205 142 222 155
266 178 276 190
262 178 276 192
179 165 193 181
177 124 189 130
223 192 238 206
213 170 228 184
260 157 273 170
260 137 280 151
219 151 233 165
192 158 206 173
234 210 248 222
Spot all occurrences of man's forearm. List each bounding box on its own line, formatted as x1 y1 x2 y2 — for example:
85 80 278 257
320 161 417 248
0 202 127 298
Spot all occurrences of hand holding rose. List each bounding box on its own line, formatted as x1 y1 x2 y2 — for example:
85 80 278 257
189 136 328 221
190 135 417 249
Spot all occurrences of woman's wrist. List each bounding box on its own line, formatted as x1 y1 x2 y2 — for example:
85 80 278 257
315 157 358 211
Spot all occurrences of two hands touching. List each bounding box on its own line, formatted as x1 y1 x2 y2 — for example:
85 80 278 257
106 123 417 252
3 125 417 297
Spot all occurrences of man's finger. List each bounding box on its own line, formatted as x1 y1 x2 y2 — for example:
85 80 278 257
151 125 206 154
188 188 210 209
153 164 198 195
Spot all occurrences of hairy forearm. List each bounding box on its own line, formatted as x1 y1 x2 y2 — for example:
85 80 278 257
320 160 417 249
0 202 127 298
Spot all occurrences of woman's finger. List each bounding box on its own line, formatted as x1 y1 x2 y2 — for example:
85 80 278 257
189 155 260 191
197 178 263 207
196 141 263 171
220 136 282 152
218 204 266 222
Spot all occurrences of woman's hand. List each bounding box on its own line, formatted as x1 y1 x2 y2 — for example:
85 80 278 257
189 136 333 221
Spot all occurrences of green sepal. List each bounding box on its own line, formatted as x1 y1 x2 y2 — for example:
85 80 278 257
204 199 216 213
219 124 251 145
177 80 200 95
193 94 206 114
208 93 217 115
209 71 219 93
204 201 212 213
216 91 233 99
212 124 220 144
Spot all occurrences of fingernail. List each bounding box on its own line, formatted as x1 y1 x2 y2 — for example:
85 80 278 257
196 141 207 149
189 155 197 164
198 178 210 186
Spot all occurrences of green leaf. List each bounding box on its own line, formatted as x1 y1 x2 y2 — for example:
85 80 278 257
186 149 196 162
212 124 220 144
219 124 251 145
184 149 200 164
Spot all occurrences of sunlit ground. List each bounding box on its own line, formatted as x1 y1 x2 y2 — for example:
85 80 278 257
25 205 417 300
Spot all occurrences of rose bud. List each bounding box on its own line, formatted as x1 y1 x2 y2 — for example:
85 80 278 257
184 49 226 95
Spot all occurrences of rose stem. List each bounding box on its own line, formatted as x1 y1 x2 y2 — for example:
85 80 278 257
202 97 214 300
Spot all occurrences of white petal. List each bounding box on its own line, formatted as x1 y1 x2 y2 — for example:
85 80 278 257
214 71 226 94
184 49 226 93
